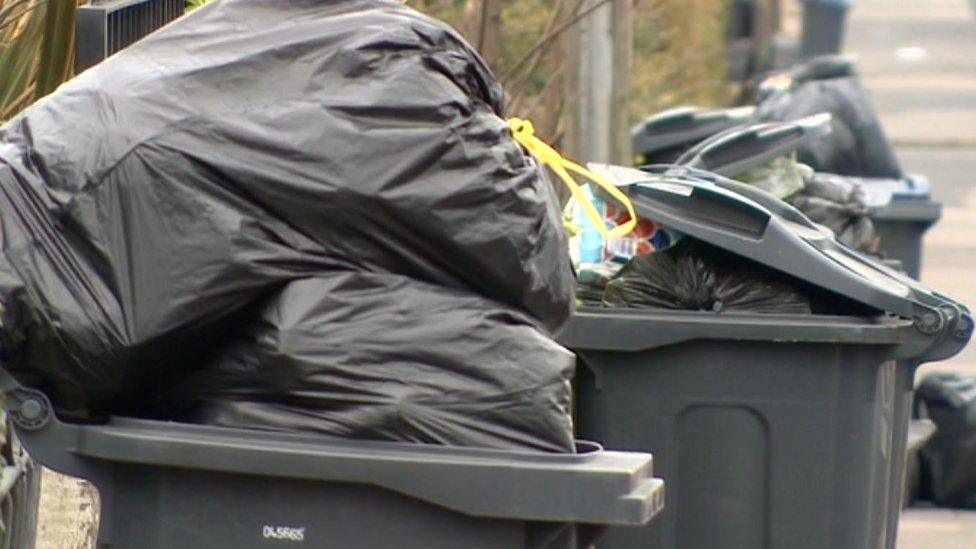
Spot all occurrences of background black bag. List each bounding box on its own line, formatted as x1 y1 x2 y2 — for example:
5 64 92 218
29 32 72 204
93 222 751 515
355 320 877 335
757 73 903 178
791 172 878 252
916 373 976 507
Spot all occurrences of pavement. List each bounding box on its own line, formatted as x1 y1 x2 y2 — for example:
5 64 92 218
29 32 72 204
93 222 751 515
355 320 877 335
840 0 976 546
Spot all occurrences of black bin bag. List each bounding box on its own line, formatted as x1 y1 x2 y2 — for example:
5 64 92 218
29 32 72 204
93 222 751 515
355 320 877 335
757 71 902 178
603 238 812 314
167 274 575 452
0 0 576 451
792 172 878 253
916 373 976 507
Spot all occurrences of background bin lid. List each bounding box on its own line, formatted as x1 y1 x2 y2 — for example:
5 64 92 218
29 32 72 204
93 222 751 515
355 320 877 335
587 163 971 360
675 113 832 176
631 106 756 157
857 174 933 208
758 54 858 101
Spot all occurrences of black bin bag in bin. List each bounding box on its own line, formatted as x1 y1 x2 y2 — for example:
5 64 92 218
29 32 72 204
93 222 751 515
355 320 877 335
603 238 813 314
0 0 576 451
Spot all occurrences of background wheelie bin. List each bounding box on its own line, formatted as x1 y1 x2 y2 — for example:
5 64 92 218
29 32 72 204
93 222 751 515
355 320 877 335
673 112 832 177
859 175 941 280
630 106 756 166
801 0 851 59
669 112 941 280
564 170 971 549
757 56 939 280
0 369 664 549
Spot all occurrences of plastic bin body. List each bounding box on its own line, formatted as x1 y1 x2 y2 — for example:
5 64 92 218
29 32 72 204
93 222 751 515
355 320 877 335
882 361 923 549
800 0 850 58
870 202 942 280
106 465 583 548
0 403 664 549
584 168 971 549
900 420 936 505
565 311 919 549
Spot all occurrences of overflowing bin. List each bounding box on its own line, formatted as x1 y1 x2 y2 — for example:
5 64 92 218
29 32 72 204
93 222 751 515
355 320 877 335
666 112 942 279
0 370 664 549
565 171 971 549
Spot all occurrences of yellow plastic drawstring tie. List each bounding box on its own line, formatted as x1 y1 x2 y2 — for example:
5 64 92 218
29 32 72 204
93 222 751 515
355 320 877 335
507 117 637 240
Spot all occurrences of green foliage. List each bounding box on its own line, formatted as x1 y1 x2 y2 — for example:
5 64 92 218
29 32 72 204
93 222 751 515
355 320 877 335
631 0 732 120
0 0 79 121
185 0 209 11
412 0 731 139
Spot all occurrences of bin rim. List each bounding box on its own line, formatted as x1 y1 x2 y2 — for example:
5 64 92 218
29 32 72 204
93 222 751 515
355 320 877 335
631 105 756 156
869 200 942 223
560 308 918 352
0 376 665 527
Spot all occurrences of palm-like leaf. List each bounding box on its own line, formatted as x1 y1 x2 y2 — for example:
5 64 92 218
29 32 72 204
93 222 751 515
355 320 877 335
0 0 82 121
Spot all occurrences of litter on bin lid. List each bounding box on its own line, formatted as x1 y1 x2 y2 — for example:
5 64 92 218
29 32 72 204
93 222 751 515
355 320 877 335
793 172 879 253
593 165 963 326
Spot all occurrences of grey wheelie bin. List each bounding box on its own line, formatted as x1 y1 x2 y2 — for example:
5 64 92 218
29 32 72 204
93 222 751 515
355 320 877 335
725 0 756 81
630 106 756 166
758 54 857 101
0 371 664 549
567 170 971 549
675 115 942 280
860 175 941 280
801 0 851 59
673 112 832 177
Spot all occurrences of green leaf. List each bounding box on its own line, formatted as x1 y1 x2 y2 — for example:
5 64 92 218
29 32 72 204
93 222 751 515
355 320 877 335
0 1 47 118
33 0 76 100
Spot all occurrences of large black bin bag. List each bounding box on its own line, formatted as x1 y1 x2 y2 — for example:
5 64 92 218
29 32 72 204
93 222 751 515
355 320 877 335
757 74 902 178
0 0 575 451
169 274 575 452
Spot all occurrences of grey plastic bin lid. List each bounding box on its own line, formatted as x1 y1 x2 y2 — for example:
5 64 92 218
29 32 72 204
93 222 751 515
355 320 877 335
587 164 972 362
631 106 756 157
758 54 858 101
672 115 937 211
786 53 857 82
675 113 832 176
858 173 935 209
0 369 664 528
